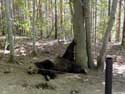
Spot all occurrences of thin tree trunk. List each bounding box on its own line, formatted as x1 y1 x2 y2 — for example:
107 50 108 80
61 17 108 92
115 0 121 42
60 0 63 29
69 0 74 38
38 0 43 38
1 0 5 35
121 7 125 47
94 0 97 57
5 0 15 63
32 0 37 55
83 0 95 69
45 0 49 37
54 0 58 39
97 0 118 69
108 0 111 41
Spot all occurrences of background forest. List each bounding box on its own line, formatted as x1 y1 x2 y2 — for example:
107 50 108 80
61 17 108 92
0 0 125 94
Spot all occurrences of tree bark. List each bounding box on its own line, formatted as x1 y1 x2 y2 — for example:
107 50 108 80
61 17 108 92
32 0 37 55
54 0 58 39
115 0 121 42
73 0 88 70
38 0 43 38
60 0 63 29
121 6 125 48
83 0 95 69
108 0 111 41
97 0 118 69
5 0 15 63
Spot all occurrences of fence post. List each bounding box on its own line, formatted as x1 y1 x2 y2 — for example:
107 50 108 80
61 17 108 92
105 56 113 94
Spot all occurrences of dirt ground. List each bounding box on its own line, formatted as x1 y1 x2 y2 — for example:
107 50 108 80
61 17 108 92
0 65 125 94
0 39 125 94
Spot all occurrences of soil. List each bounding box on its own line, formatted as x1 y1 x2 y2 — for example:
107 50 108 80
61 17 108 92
0 39 125 94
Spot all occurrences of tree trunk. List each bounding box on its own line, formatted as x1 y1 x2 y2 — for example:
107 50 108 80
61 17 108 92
73 0 88 70
32 0 37 55
38 0 43 38
97 0 118 69
94 0 97 57
54 0 58 39
1 0 5 35
45 0 49 37
115 0 121 42
108 0 111 41
5 0 15 63
121 7 125 48
60 0 63 29
69 0 74 38
83 0 95 69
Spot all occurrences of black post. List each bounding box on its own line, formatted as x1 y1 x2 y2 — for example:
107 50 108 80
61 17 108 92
105 57 113 94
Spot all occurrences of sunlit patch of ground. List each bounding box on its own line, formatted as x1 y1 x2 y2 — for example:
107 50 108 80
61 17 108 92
0 39 66 57
113 63 125 77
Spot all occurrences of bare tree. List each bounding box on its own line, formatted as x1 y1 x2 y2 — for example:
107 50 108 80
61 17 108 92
115 0 122 42
32 0 37 55
55 0 58 39
121 0 125 48
97 0 118 69
5 0 15 63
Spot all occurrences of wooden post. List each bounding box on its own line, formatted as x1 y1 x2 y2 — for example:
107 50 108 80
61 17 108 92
105 57 113 94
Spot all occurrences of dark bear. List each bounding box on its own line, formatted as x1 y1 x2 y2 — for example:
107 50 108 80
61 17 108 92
27 58 86 81
70 62 87 74
35 60 57 81
28 60 57 81
55 57 87 74
62 40 75 61
54 56 73 72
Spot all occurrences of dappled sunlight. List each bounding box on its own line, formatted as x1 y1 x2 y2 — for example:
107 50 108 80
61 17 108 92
15 40 65 56
0 39 72 57
0 40 66 57
4 50 10 54
0 50 10 54
113 55 125 77
15 47 27 56
113 92 125 94
113 63 125 77
27 40 59 46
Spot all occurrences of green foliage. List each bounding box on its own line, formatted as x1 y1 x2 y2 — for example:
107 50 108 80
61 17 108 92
13 18 30 32
98 0 108 10
14 0 25 8
92 0 109 40
97 16 109 39
0 0 73 38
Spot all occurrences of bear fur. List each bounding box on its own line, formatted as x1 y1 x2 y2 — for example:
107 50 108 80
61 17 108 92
27 60 56 81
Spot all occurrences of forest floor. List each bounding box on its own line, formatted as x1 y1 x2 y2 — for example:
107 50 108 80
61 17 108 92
0 38 125 94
